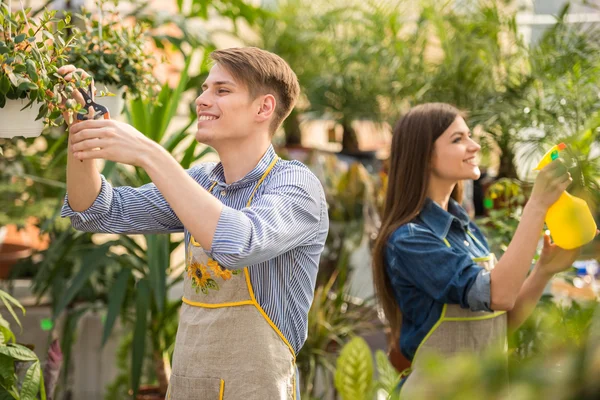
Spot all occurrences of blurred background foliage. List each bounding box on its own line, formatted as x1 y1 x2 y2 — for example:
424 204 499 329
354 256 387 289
1 0 599 399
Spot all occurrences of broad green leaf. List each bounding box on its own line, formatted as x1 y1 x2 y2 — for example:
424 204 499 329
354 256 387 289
131 279 149 398
0 318 15 344
180 140 198 169
334 337 373 400
0 354 15 385
0 345 38 362
375 350 399 394
14 34 26 44
145 235 167 313
101 268 131 347
19 362 40 400
0 296 23 331
53 244 113 316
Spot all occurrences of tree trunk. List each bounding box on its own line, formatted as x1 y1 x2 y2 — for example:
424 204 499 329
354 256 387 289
283 109 302 147
341 120 360 153
498 146 518 179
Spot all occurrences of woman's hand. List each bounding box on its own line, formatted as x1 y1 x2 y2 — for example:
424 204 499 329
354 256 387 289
529 159 572 210
56 65 94 125
536 230 598 277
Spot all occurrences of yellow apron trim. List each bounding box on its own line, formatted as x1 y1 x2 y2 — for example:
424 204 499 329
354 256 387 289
411 305 506 362
442 237 450 247
181 297 254 308
292 371 297 400
219 379 225 400
243 267 297 361
189 158 278 246
471 256 491 262
412 303 448 362
443 311 507 321
246 156 279 206
466 230 486 250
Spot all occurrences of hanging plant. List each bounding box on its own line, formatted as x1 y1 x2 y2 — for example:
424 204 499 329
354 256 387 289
0 3 82 138
67 2 160 115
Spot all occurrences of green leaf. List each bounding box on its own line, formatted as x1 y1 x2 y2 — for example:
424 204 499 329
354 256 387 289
17 81 38 92
0 75 10 95
25 60 38 82
57 21 65 32
53 244 112 316
334 337 373 400
0 46 9 54
375 350 400 394
0 345 38 362
131 279 149 398
35 103 48 121
101 268 131 347
0 293 24 331
0 318 15 344
0 354 15 385
20 362 41 400
14 34 26 44
145 235 168 313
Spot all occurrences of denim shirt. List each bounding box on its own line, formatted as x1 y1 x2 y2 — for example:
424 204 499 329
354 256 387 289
385 198 493 361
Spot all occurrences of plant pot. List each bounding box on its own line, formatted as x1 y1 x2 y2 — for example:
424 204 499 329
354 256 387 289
94 83 126 117
135 385 164 400
0 99 44 138
0 221 49 280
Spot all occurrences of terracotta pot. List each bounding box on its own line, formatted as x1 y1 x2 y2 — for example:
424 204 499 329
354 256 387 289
135 385 164 400
0 220 49 280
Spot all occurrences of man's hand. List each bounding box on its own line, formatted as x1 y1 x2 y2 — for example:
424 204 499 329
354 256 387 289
69 119 157 167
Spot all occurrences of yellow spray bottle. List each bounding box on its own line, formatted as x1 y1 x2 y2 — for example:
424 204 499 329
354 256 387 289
534 143 597 249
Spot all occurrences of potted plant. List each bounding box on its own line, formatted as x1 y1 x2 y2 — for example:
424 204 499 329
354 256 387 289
0 4 78 138
67 4 159 117
0 288 47 399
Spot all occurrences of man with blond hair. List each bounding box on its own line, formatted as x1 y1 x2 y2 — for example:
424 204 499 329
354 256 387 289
59 47 329 399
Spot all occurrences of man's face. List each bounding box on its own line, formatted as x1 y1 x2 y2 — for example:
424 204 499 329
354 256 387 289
194 64 261 147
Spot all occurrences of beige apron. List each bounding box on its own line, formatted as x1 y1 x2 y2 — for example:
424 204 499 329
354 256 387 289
399 233 508 399
167 156 297 400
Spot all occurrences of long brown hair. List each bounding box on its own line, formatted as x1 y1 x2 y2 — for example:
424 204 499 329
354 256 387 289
373 103 465 352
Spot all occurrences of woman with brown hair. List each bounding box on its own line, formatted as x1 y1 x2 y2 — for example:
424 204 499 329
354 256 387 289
373 103 585 397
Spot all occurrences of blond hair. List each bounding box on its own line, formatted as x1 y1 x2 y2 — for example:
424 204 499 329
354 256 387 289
210 47 300 134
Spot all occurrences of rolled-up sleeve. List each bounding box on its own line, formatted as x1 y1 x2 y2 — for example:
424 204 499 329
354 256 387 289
61 174 183 234
387 225 492 311
209 167 325 269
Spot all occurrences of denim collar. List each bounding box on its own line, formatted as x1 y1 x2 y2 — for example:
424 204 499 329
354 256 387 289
418 197 470 240
208 145 277 188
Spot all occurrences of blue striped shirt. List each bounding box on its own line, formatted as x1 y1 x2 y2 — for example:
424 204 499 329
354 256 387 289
61 145 329 354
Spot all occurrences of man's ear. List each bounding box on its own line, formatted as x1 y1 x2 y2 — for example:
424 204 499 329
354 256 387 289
256 94 276 123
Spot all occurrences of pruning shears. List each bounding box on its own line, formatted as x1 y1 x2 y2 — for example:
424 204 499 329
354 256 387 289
76 83 110 121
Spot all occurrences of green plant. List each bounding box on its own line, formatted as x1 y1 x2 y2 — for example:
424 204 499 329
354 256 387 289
67 2 159 100
297 270 381 399
334 336 400 400
0 289 46 399
0 4 78 124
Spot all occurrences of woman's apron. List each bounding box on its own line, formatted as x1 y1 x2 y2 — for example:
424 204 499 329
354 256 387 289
399 232 508 399
166 156 297 400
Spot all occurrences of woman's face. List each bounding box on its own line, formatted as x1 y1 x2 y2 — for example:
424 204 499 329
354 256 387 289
430 116 481 182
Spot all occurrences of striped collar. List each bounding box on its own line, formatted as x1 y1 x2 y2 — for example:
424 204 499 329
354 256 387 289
208 145 278 188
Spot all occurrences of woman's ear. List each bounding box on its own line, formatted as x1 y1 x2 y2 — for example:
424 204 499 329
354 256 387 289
256 94 276 123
